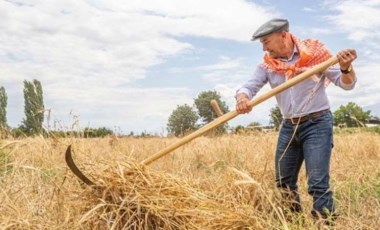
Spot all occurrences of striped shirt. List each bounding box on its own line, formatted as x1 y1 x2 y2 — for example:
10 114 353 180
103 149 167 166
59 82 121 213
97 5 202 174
236 48 356 119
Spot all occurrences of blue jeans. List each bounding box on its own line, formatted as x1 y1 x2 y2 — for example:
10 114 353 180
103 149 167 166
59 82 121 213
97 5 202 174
275 110 335 215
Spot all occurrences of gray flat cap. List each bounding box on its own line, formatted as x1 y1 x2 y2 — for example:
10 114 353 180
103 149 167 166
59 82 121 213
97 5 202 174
251 18 289 41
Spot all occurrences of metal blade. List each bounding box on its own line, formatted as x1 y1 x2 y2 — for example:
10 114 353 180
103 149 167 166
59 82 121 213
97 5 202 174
65 145 95 186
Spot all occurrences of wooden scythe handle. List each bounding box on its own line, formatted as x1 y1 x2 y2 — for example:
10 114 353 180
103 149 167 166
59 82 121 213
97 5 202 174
210 99 224 117
141 56 339 165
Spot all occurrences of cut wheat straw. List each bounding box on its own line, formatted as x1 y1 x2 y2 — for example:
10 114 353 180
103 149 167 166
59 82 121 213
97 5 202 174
67 160 263 230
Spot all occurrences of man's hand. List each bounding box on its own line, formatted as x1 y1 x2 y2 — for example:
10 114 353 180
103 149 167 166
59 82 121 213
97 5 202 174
235 94 253 114
337 49 357 85
337 49 357 71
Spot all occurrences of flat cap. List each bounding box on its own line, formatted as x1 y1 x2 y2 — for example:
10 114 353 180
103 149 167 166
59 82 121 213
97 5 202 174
251 18 289 41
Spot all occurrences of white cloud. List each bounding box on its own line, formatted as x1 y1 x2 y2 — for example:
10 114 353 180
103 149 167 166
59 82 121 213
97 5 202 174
302 28 334 36
303 7 317 12
321 0 380 112
328 62 380 109
45 87 194 134
324 0 380 42
4 0 376 134
0 0 278 132
199 56 253 84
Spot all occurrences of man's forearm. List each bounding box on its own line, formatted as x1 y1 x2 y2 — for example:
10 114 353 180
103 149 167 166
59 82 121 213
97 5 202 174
341 68 356 85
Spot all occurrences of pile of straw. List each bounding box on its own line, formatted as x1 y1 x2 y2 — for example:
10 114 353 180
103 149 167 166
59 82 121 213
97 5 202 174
67 160 263 229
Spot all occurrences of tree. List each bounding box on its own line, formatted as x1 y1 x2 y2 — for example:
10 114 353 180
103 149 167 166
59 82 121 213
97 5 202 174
167 104 198 137
333 102 371 127
84 127 114 138
234 125 245 133
21 79 45 135
269 105 282 129
248 121 262 127
194 90 229 134
0 86 7 129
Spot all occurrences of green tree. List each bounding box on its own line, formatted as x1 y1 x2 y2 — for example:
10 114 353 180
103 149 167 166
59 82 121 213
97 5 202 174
84 127 114 138
0 86 7 129
248 121 262 127
167 104 198 137
194 90 229 134
234 125 245 133
246 121 263 132
333 102 371 127
269 105 282 129
21 79 45 135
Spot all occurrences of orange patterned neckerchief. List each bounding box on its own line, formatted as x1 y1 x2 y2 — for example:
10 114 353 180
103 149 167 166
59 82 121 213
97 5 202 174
261 33 332 80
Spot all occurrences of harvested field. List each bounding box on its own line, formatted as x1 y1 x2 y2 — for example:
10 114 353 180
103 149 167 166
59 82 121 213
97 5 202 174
0 131 379 229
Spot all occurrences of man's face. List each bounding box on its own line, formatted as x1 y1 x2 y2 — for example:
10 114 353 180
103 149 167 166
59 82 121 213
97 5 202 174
259 32 286 58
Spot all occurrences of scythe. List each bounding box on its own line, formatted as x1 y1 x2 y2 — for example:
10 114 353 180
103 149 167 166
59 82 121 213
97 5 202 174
66 56 339 185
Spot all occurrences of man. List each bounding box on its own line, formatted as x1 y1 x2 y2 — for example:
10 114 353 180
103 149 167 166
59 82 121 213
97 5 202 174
235 18 357 221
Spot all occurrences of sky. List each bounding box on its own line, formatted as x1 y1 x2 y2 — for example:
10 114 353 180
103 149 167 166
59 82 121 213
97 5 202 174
1 0 380 135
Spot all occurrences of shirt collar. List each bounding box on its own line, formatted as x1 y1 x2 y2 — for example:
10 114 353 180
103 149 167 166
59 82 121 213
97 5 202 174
278 45 299 62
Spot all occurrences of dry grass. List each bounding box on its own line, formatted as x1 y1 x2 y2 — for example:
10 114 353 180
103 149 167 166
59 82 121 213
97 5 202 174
0 131 379 229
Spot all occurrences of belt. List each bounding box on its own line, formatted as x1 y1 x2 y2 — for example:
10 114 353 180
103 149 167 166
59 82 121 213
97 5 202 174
285 109 330 125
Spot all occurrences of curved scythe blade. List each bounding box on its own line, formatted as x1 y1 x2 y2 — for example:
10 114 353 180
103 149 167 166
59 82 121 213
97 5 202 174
65 145 95 185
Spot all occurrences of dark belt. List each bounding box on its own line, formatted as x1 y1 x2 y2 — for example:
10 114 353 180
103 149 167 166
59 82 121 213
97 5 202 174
285 109 330 125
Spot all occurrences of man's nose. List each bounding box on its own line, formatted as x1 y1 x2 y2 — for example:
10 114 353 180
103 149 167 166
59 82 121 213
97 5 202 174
262 44 268 51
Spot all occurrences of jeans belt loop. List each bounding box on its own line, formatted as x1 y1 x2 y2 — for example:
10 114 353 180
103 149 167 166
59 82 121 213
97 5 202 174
291 117 301 125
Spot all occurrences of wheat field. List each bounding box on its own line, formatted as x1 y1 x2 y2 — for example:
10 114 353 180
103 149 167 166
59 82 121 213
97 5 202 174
0 130 379 229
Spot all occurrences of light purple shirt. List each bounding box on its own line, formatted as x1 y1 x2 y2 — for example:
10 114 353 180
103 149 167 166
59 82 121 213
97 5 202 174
236 48 356 119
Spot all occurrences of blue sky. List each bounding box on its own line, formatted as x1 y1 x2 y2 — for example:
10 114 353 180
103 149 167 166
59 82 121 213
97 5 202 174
1 0 379 135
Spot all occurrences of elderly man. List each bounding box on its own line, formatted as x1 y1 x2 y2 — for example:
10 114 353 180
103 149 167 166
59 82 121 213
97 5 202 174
236 18 357 222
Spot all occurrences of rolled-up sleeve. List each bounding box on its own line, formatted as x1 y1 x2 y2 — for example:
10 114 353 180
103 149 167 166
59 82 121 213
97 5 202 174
324 66 356 90
236 66 268 99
